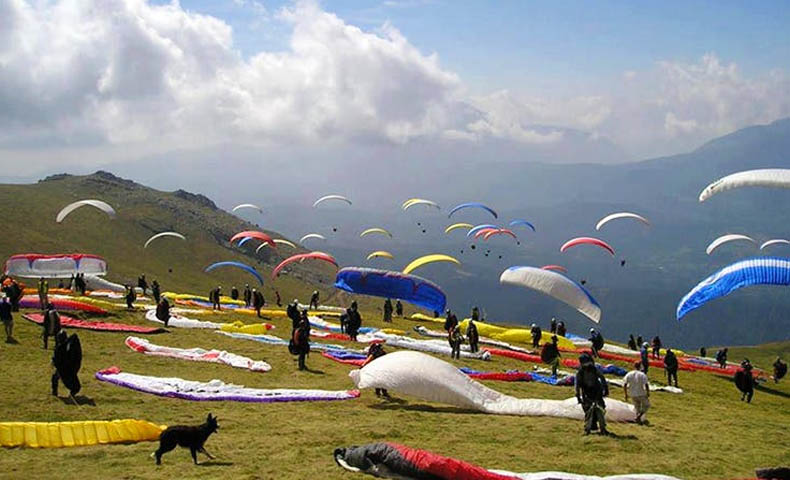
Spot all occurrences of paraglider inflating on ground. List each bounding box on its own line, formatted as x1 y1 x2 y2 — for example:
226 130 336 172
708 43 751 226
677 257 790 320
595 212 650 230
230 231 276 248
349 351 634 420
272 252 338 279
334 267 447 313
204 261 264 285
5 253 108 278
500 266 601 323
402 254 460 275
705 234 757 255
95 367 360 403
231 203 263 214
699 168 790 202
560 237 615 256
313 194 352 208
56 199 116 223
448 202 498 219
144 232 186 249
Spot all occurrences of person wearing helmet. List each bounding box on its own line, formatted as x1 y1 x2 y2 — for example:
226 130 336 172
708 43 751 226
209 286 222 311
575 353 610 435
230 286 239 301
345 301 362 341
530 323 542 349
735 359 755 403
443 309 458 332
287 299 301 332
243 284 252 307
589 328 604 358
640 342 650 373
309 290 320 310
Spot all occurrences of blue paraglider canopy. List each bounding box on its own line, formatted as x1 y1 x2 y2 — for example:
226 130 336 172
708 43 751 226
677 257 790 320
334 267 447 313
466 224 498 238
204 261 264 285
509 219 536 232
448 202 498 219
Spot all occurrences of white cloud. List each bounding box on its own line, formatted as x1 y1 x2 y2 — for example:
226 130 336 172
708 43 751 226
0 1 789 171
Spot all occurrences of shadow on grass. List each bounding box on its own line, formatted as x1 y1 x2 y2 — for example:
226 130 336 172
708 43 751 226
369 402 482 415
5 337 20 344
58 395 96 406
302 367 325 375
197 461 234 467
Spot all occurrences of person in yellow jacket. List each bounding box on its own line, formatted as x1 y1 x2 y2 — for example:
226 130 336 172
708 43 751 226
37 277 49 310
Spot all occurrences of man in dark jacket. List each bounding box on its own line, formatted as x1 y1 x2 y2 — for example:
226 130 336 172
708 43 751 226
541 335 561 377
309 291 320 310
471 306 480 321
231 286 239 301
252 288 265 317
443 309 458 332
466 319 479 353
530 323 542 349
628 334 637 351
575 353 610 435
772 357 787 383
363 344 389 397
395 300 403 317
210 286 222 311
383 298 393 323
294 315 310 371
664 348 679 387
345 302 362 341
125 285 136 310
137 274 148 295
42 304 61 350
736 359 755 403
1 296 14 343
151 280 161 304
589 329 604 358
156 297 171 327
287 299 301 332
556 321 566 337
243 284 252 308
640 342 650 373
651 336 662 359
716 348 728 368
51 330 81 400
549 317 557 334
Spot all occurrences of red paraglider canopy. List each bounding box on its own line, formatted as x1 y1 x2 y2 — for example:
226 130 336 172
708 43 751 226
560 237 615 256
483 228 517 241
540 264 568 273
230 231 276 248
272 252 338 279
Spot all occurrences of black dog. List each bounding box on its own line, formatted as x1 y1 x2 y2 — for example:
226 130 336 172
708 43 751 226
153 413 219 465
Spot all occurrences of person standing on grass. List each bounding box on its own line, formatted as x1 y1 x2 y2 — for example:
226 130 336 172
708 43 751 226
530 323 542 349
231 286 239 301
1 296 14 343
448 324 463 359
640 342 650 373
541 335 561 377
575 353 610 436
243 284 252 308
471 306 480 321
556 321 566 337
138 274 148 296
395 300 403 317
549 317 557 334
443 309 458 332
125 285 136 310
716 348 728 369
42 303 61 350
623 361 650 424
773 357 787 383
466 318 480 353
628 334 637 351
37 277 49 310
294 315 310 371
345 302 362 342
288 299 301 332
210 286 222 311
383 298 393 323
309 290 320 310
651 336 662 359
151 280 161 304
252 288 265 318
664 349 679 387
362 343 389 398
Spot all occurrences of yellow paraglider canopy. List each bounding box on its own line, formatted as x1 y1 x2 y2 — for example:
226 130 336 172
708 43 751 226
402 254 460 275
360 228 393 238
366 251 395 261
444 223 473 234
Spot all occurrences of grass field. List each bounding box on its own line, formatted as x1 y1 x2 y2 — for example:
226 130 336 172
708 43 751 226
1 299 788 480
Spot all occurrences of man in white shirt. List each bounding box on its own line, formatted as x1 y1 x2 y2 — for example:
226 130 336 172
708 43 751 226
623 361 650 424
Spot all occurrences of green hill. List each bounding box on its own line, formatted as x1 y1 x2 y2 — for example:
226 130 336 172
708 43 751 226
0 171 346 306
0 172 788 479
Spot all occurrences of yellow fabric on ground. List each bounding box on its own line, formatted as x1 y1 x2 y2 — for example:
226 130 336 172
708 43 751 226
0 420 165 448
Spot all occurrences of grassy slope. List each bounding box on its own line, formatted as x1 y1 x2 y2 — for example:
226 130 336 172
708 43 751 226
1 173 788 479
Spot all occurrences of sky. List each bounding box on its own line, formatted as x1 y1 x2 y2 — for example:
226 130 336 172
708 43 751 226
1 0 789 179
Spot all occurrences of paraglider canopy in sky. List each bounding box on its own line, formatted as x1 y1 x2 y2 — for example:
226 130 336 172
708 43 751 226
677 257 790 320
272 252 338 279
595 212 650 231
447 202 498 219
313 195 352 208
466 224 498 238
705 234 757 255
509 219 536 232
699 169 790 202
483 228 517 241
500 266 601 323
360 228 393 238
334 267 447 313
144 232 186 249
5 254 107 278
760 239 790 250
402 198 440 211
204 261 264 285
230 231 276 248
231 203 263 214
366 251 394 261
300 233 326 244
560 237 615 256
56 200 116 223
402 254 461 275
444 223 473 234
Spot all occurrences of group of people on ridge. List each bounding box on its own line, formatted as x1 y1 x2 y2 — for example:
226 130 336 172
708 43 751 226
443 308 480 359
